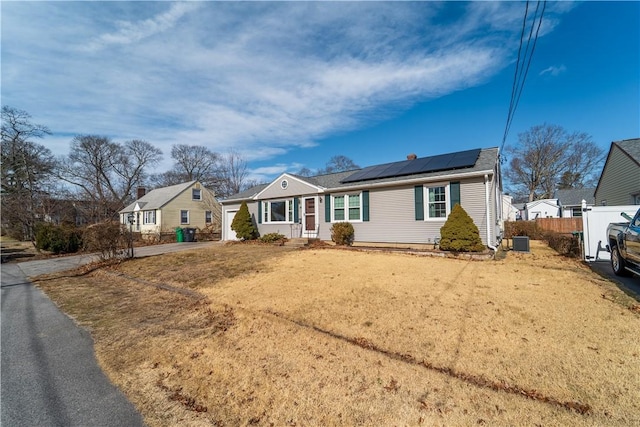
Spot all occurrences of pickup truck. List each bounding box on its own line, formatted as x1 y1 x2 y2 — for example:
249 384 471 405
607 208 640 276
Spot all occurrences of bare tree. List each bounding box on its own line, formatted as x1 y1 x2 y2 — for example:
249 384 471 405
216 150 252 198
1 106 55 241
296 167 313 177
58 135 162 221
504 124 604 201
318 155 360 174
152 144 220 189
297 155 360 177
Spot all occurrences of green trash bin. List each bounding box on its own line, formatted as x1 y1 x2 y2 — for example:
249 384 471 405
176 227 184 243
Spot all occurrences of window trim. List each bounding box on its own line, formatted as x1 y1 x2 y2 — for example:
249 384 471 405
143 210 156 225
331 193 363 223
423 183 450 221
192 188 202 201
180 210 189 224
262 199 295 224
205 210 212 224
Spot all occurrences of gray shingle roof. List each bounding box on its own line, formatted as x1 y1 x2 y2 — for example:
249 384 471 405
555 188 595 206
120 181 196 213
615 138 640 165
223 147 499 203
222 183 270 203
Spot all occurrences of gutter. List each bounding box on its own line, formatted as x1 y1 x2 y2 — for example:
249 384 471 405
485 174 497 252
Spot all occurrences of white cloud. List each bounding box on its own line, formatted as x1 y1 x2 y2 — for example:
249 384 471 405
84 2 200 51
539 65 567 76
1 2 572 180
248 163 305 184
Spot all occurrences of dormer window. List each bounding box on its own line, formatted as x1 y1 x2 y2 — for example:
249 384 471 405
192 189 201 200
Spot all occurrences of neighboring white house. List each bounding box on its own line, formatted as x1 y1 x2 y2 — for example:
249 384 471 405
221 147 504 249
502 194 519 221
556 188 595 218
523 199 559 220
119 181 220 238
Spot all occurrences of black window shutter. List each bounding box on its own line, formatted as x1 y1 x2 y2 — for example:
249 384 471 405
450 182 461 209
362 191 370 222
293 197 299 223
325 194 331 222
258 202 262 224
414 186 424 220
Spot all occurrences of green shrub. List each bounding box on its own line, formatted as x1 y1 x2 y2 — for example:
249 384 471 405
231 201 258 240
259 233 286 243
83 221 127 260
330 222 354 246
35 223 82 254
439 204 485 252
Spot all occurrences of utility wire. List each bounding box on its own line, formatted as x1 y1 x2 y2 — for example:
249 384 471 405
500 0 547 158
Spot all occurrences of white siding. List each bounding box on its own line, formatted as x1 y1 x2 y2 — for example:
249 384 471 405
224 174 500 246
258 176 320 200
318 176 493 245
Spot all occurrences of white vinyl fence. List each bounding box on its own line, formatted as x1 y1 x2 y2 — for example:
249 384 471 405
581 202 639 261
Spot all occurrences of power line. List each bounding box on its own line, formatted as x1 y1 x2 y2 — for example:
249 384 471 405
500 0 547 157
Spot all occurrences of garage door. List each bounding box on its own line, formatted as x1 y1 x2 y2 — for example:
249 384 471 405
225 210 239 241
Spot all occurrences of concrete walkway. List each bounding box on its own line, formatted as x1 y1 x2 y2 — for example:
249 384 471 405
1 241 220 427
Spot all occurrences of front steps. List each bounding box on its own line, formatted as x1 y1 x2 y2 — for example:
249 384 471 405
284 238 309 248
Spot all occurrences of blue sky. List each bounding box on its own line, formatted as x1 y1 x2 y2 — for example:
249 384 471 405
2 1 638 184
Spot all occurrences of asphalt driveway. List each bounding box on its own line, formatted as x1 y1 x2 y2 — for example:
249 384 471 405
1 241 219 427
589 260 640 300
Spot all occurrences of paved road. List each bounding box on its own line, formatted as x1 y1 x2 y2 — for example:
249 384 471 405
1 241 219 427
588 260 640 300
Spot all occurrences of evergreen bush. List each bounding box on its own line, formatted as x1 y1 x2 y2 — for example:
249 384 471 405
231 201 258 240
35 223 82 254
259 233 286 243
330 222 354 246
439 204 485 252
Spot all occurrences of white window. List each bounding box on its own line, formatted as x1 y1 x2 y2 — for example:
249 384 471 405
332 193 362 222
205 210 212 224
424 184 450 220
427 186 447 218
192 189 201 201
180 210 189 224
263 199 294 223
143 210 156 224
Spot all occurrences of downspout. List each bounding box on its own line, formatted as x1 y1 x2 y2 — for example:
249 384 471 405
485 174 497 252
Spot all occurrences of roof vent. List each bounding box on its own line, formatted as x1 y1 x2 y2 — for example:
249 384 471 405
407 153 417 160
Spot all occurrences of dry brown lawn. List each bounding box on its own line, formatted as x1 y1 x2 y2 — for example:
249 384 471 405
36 241 640 426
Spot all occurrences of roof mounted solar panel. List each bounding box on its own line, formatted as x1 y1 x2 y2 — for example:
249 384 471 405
378 160 413 177
340 148 482 184
397 156 433 176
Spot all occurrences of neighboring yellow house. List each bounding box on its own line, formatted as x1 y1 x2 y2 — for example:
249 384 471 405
119 181 220 239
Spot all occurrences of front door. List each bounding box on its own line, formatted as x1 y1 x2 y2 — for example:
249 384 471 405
304 197 317 238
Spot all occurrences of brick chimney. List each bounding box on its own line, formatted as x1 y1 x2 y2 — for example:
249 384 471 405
137 187 146 199
407 153 417 160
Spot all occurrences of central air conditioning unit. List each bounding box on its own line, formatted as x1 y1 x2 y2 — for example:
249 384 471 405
512 236 530 253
